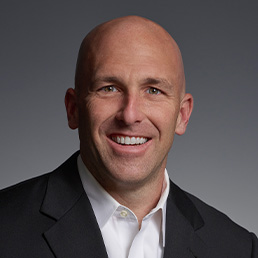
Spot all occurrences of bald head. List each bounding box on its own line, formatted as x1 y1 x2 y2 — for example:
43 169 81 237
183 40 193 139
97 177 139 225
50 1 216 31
65 16 193 194
75 16 185 96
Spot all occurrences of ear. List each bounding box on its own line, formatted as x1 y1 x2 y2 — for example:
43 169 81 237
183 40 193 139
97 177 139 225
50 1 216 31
65 88 79 129
175 93 194 135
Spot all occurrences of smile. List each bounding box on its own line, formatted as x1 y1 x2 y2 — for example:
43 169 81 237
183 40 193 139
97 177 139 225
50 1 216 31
111 135 148 145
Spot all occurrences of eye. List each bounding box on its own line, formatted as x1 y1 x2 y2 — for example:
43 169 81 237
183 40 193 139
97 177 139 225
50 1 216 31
100 85 118 92
146 87 161 95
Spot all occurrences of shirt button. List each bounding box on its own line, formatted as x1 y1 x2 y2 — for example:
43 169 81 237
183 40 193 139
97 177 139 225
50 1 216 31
120 210 128 218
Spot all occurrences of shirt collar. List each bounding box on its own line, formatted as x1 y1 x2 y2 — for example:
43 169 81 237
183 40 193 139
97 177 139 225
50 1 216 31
77 154 170 247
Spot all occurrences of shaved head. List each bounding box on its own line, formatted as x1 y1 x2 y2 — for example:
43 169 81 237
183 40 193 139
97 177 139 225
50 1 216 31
65 15 193 203
75 16 185 97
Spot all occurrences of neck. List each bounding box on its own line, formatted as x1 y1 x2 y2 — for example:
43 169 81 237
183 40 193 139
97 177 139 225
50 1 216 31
105 173 165 227
80 153 166 227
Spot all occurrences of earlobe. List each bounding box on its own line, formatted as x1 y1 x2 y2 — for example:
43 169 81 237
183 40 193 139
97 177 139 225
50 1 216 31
65 88 79 130
175 93 194 135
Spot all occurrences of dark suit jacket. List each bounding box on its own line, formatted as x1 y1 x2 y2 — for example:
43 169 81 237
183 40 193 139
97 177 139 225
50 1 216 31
0 152 257 257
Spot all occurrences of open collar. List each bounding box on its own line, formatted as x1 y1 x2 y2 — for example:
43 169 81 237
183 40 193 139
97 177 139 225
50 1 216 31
77 154 169 247
39 151 209 258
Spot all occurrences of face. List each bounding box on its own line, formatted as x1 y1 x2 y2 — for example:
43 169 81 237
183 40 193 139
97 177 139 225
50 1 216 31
66 27 193 190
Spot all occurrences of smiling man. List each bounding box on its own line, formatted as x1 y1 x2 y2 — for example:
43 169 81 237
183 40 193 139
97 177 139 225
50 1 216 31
65 16 192 228
0 16 257 258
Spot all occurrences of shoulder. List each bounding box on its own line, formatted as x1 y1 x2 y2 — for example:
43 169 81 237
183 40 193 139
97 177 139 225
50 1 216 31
186 191 250 233
0 172 53 255
0 151 79 209
0 152 84 256
0 172 50 207
168 181 257 256
0 151 80 205
0 172 51 231
185 191 258 253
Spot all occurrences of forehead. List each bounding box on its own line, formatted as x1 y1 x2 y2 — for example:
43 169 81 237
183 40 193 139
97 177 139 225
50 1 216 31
90 32 181 83
76 19 185 94
93 58 174 88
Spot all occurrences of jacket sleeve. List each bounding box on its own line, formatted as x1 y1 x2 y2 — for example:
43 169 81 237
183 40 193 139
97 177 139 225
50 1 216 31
251 233 258 258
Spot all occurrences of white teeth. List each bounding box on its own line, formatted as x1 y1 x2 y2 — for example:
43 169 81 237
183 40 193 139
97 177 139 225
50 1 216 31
131 137 136 144
111 136 148 145
125 136 130 145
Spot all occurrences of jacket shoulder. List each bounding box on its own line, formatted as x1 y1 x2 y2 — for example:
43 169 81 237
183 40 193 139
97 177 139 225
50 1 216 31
0 172 50 207
185 191 258 256
186 192 250 233
0 151 80 207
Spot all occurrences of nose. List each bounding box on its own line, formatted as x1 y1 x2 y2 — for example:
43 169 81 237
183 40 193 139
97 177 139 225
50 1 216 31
115 93 144 125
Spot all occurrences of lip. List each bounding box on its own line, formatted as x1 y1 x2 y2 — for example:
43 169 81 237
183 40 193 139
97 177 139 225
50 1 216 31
106 135 152 157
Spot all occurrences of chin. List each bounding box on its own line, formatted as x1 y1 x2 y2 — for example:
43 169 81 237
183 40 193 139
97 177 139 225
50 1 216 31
105 163 158 187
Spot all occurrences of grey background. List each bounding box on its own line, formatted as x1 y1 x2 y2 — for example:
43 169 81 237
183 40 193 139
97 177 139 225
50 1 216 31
1 0 257 235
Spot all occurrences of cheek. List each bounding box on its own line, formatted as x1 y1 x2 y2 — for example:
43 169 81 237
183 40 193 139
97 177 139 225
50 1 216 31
148 103 180 135
84 98 118 134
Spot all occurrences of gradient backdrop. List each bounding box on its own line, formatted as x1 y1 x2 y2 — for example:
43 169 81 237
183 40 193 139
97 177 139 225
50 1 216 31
1 0 257 235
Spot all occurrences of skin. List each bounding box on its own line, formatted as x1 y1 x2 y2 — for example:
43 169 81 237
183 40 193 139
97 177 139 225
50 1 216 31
65 16 193 225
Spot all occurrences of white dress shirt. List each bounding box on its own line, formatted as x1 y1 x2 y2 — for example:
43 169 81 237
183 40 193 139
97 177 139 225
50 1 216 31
77 155 170 258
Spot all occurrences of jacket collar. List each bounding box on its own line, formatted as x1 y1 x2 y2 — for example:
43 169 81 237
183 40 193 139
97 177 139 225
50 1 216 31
40 151 208 258
163 181 208 258
40 151 108 258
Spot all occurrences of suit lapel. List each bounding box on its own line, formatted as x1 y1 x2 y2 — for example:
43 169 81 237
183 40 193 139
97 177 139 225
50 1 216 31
164 182 209 258
39 152 210 257
43 193 108 258
40 152 108 258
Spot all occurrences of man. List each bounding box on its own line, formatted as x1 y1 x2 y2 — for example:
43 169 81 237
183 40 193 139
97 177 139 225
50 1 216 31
0 16 257 258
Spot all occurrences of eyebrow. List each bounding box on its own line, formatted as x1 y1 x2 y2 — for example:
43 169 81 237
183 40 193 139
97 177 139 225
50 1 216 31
141 77 172 87
93 76 122 84
94 76 172 87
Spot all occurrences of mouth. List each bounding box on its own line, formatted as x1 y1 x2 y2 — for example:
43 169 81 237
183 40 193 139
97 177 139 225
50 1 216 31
110 135 149 145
